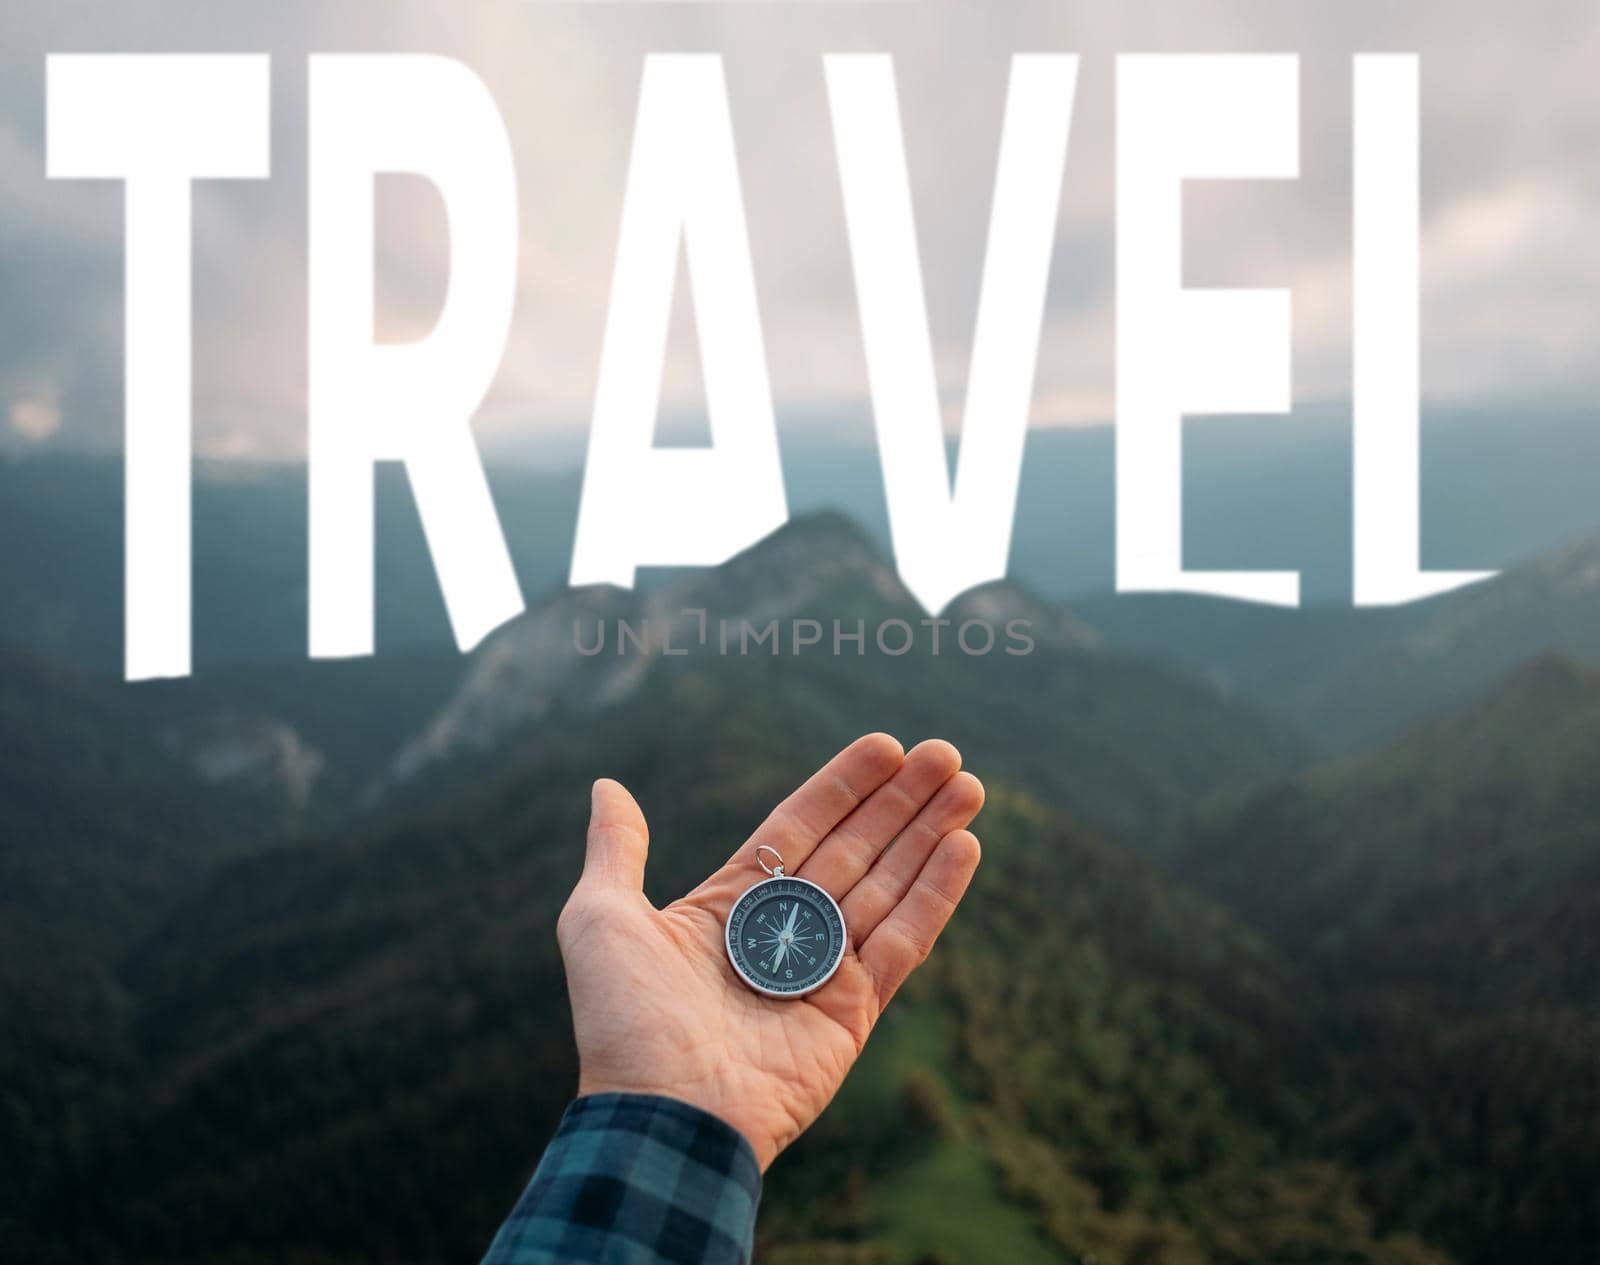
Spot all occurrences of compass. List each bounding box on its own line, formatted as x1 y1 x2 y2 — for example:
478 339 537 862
725 846 847 999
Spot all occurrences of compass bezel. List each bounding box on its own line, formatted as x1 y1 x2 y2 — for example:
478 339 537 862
724 875 847 999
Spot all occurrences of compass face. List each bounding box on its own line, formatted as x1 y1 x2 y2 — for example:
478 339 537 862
725 876 847 998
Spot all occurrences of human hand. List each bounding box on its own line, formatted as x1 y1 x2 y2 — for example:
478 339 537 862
556 734 984 1169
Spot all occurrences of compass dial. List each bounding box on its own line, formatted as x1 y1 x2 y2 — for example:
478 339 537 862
725 876 847 998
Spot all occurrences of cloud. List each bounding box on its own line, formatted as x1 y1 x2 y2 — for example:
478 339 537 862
0 0 1596 459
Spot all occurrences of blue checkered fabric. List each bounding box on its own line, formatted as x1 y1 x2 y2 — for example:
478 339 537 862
480 1094 762 1265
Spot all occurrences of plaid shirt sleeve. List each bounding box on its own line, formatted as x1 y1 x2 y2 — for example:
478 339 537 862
479 1094 763 1265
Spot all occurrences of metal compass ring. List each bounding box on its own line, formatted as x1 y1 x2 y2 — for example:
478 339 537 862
753 844 786 877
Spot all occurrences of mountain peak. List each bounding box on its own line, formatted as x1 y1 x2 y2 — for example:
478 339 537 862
690 511 907 613
721 510 890 581
755 509 881 554
383 511 1121 791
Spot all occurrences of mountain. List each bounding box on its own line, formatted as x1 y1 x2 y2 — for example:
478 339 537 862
13 700 1441 1265
1174 655 1600 1264
0 503 1325 1264
379 513 1299 840
2 474 1589 1264
1078 531 1600 750
1179 653 1600 999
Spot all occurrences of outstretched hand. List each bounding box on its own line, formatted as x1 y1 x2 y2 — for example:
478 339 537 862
556 734 985 1169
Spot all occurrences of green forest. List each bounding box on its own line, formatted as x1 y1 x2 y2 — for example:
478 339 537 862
1 502 1596 1265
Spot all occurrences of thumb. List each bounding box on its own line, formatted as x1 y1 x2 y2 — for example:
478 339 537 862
582 778 650 892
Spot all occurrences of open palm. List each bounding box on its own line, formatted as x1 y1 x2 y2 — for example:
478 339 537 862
556 733 985 1169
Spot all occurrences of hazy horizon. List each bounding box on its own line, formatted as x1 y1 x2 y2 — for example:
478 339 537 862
5 404 1600 635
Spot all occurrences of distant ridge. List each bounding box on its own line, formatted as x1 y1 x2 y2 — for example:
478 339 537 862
1078 530 1600 749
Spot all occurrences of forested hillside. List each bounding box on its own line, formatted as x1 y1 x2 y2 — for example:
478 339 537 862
2 505 1594 1265
1177 655 1600 1263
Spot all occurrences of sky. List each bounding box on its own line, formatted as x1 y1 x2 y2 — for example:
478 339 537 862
0 0 1596 462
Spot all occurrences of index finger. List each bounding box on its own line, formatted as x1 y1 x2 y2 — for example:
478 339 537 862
685 732 904 909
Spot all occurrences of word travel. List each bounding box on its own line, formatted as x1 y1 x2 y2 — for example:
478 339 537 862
45 52 1490 680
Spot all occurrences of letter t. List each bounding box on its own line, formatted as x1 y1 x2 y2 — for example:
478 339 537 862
48 55 271 680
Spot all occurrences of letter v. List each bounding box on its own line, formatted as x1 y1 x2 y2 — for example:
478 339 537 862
825 55 1077 614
